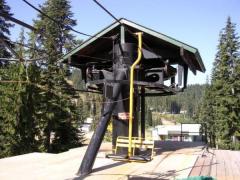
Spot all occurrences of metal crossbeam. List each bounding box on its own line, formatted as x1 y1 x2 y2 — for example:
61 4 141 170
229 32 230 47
0 12 37 32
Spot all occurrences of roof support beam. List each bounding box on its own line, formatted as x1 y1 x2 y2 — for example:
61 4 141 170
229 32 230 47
120 25 125 44
180 47 196 75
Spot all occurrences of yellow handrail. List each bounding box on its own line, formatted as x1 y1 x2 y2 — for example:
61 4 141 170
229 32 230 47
128 32 143 157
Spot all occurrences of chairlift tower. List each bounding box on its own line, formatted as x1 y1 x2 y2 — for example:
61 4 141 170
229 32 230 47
62 18 205 177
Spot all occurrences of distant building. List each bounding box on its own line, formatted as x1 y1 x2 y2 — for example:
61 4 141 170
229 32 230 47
180 110 187 114
81 117 93 133
153 124 203 142
85 117 93 124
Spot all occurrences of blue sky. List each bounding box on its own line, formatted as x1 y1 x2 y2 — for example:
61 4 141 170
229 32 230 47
7 0 240 84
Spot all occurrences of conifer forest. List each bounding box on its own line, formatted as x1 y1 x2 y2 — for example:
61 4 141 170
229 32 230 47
0 0 240 158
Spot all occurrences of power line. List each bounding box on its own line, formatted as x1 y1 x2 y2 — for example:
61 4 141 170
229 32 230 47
90 1 164 66
0 79 129 104
0 53 112 66
22 0 89 37
0 36 49 63
23 0 58 25
1 1 118 64
92 0 163 62
2 38 46 53
22 0 113 40
0 58 19 62
0 12 37 32
0 56 48 64
0 80 29 83
96 17 160 60
92 0 121 24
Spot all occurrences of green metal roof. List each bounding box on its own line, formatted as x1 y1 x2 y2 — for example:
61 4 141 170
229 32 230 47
62 18 205 73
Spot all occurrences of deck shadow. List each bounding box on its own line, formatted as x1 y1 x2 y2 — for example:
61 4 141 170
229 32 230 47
154 141 205 155
92 161 127 172
127 162 218 180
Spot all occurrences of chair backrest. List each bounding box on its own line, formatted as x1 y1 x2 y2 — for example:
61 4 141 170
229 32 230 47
115 136 154 158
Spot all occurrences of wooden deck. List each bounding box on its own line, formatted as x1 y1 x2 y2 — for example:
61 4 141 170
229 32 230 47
189 149 240 180
85 141 205 180
0 141 239 180
0 141 203 180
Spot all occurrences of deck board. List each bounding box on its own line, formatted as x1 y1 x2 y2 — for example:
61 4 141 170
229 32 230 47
200 149 213 176
216 150 226 180
189 154 205 176
0 141 204 180
190 148 240 180
1 142 240 180
210 149 217 178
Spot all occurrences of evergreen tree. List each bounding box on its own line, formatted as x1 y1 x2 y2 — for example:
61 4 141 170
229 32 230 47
32 0 83 153
146 108 153 127
0 62 28 157
0 0 14 62
195 84 216 147
145 84 205 117
1 0 85 157
0 28 41 157
211 17 240 149
0 0 18 158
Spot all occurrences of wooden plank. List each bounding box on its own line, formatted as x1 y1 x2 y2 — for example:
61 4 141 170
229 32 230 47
126 152 172 179
152 151 183 178
189 154 205 176
0 142 205 180
116 144 130 148
227 150 240 179
224 150 234 180
116 137 154 151
216 150 226 180
233 151 240 178
210 149 217 178
177 149 200 179
200 150 213 176
222 150 234 180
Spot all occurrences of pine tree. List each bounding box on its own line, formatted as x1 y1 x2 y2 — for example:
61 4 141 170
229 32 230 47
0 0 85 157
0 0 14 62
32 0 84 153
211 17 240 149
0 62 28 157
0 27 40 157
196 83 217 147
15 28 26 59
0 0 18 158
14 29 44 154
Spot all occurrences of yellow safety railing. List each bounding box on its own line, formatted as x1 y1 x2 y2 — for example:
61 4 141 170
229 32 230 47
128 32 143 157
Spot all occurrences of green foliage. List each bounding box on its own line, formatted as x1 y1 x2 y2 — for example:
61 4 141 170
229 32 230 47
30 0 84 153
194 84 216 147
34 0 76 55
0 63 38 157
0 0 14 60
195 17 240 150
146 84 206 118
145 108 152 126
0 0 85 158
